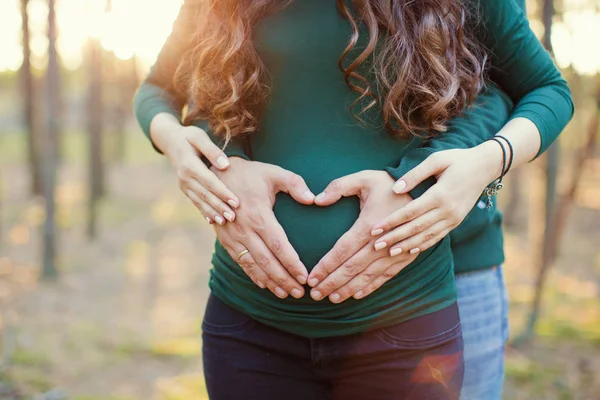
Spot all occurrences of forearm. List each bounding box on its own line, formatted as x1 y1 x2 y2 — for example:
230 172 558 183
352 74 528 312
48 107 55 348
148 112 184 156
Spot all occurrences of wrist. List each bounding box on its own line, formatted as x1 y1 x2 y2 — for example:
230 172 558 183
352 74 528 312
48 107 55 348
473 140 505 185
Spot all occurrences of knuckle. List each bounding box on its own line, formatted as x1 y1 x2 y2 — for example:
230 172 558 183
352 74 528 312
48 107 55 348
412 223 424 234
343 263 359 277
424 231 436 241
382 270 396 280
255 254 270 269
333 244 348 263
328 179 341 192
270 238 283 253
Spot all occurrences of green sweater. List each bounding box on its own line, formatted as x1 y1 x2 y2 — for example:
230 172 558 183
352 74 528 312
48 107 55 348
134 0 573 337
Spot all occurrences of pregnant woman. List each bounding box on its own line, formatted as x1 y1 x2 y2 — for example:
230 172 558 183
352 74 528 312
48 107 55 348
135 0 573 398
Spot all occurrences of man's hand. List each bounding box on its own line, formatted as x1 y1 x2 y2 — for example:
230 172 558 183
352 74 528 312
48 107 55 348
306 171 418 303
212 158 315 299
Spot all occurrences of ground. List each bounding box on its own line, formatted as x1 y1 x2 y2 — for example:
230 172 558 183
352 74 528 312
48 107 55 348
0 131 599 399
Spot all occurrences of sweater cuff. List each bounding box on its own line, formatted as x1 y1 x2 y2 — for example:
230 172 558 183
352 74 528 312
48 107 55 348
385 148 437 199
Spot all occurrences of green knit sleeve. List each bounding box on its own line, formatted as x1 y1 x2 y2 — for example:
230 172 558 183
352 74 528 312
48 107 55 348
477 0 574 157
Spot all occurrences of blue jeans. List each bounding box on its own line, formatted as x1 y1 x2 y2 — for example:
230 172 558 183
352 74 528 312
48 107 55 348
202 294 464 400
456 266 509 400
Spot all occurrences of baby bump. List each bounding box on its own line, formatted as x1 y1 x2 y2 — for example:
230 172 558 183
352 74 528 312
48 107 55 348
273 192 361 271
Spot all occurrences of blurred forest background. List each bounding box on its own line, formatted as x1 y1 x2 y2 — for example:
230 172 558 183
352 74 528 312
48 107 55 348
0 0 599 399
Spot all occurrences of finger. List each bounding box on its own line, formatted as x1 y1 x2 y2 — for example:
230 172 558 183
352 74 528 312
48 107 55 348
187 156 240 208
353 260 410 300
390 223 451 256
245 234 305 299
184 189 221 225
221 242 273 291
312 244 380 302
256 212 308 285
186 178 236 222
371 191 438 236
330 256 398 303
374 209 444 253
186 130 230 170
392 153 447 194
314 172 366 206
308 218 371 288
271 168 315 205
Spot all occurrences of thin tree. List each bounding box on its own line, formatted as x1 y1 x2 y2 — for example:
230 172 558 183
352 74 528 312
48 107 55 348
41 0 59 279
20 0 42 195
86 36 104 239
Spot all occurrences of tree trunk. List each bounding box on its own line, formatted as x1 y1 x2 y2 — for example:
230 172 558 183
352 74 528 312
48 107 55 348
87 38 104 239
41 0 59 279
20 0 42 195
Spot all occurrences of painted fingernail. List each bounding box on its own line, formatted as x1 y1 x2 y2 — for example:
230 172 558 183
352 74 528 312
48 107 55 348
308 278 319 287
257 281 266 289
330 293 341 303
354 290 364 299
214 215 225 225
311 290 322 300
216 156 229 169
228 199 239 208
296 275 307 285
371 228 384 236
223 212 234 222
392 180 407 194
374 241 387 251
315 193 325 202
291 288 303 299
390 247 403 257
205 217 212 224
304 190 315 202
275 287 287 298
410 247 421 254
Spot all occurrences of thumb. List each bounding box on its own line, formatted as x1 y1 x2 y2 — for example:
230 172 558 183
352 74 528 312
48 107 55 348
393 153 447 194
186 128 230 170
271 168 315 205
314 173 365 206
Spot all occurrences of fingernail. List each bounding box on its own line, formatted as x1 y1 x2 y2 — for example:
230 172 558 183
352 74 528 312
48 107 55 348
311 290 322 300
214 215 225 225
330 293 341 303
410 247 421 254
296 275 307 285
216 156 229 169
390 247 403 257
315 193 325 202
291 288 303 299
205 217 212 224
223 212 234 222
354 290 364 299
304 190 315 202
371 228 384 236
275 287 287 298
228 199 239 208
392 180 407 194
374 241 387 251
308 278 319 287
257 281 266 289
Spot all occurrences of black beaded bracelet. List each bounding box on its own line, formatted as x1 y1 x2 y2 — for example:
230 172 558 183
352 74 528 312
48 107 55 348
483 137 507 210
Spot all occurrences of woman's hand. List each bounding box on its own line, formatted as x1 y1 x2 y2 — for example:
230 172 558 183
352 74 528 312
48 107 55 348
212 158 316 299
371 142 502 255
160 124 241 225
306 171 419 303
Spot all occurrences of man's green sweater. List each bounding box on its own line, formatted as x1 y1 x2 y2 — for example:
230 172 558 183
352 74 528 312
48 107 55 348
134 0 573 337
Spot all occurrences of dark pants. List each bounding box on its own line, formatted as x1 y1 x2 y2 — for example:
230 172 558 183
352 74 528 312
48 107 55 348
202 294 464 400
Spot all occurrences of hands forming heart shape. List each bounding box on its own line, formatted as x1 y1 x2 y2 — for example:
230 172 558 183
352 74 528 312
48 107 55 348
210 158 424 303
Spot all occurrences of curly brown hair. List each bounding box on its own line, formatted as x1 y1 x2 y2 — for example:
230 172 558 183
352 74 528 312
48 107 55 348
174 0 487 142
